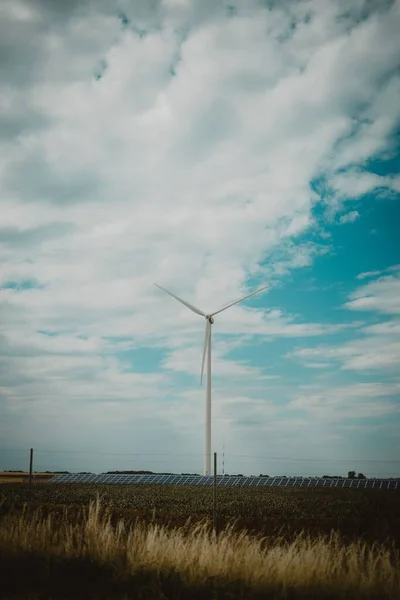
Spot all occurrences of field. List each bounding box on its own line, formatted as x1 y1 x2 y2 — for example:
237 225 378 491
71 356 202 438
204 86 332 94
1 483 400 599
0 471 54 484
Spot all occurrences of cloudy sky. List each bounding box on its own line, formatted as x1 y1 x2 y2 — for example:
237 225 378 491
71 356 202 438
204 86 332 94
1 0 399 477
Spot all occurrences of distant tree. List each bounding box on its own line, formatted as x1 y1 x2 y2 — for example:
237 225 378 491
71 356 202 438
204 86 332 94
348 470 356 479
106 470 154 474
357 472 366 479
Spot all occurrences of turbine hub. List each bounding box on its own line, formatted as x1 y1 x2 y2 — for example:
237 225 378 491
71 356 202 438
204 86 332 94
206 315 214 324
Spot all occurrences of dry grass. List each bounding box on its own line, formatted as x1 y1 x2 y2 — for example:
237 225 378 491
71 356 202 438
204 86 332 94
0 472 54 484
1 497 399 599
3 482 399 547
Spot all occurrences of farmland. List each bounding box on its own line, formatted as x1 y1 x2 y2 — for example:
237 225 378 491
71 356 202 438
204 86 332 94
0 471 54 484
1 483 399 599
1 482 400 545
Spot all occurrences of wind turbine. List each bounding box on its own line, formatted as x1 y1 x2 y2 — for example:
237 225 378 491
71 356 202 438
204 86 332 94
154 282 269 476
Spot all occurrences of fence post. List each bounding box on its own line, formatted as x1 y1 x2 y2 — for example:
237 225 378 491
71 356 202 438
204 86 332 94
28 448 33 494
213 452 217 536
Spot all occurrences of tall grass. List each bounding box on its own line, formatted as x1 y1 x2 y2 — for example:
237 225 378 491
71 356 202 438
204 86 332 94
1 497 399 599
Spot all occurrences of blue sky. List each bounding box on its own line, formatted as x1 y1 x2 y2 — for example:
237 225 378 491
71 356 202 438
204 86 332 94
0 0 399 477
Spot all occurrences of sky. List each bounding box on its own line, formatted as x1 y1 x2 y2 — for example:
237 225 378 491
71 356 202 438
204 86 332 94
0 0 399 478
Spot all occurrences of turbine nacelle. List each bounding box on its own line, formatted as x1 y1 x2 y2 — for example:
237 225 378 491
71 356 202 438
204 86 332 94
206 315 215 324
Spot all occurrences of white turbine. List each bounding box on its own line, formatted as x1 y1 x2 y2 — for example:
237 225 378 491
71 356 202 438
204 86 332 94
154 282 269 476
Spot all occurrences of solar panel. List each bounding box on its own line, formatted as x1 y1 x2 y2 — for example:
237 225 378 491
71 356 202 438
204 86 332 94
47 474 399 490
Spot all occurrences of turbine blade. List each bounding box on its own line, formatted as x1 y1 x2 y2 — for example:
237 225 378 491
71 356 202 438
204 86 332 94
200 320 211 386
210 284 269 317
154 283 205 316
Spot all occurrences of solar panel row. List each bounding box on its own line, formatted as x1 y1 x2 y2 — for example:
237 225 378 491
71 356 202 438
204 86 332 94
48 474 399 490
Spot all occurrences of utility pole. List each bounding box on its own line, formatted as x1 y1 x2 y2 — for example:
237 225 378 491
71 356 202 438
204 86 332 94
28 448 33 495
213 452 217 535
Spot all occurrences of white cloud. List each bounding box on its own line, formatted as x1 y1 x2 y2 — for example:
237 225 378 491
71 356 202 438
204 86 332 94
0 0 400 471
343 274 400 315
330 170 400 201
289 382 400 421
161 340 263 379
290 320 400 372
288 272 400 372
290 272 400 374
356 270 382 280
299 340 400 372
338 210 360 224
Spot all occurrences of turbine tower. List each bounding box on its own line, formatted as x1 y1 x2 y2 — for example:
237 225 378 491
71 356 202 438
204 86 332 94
154 282 269 476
